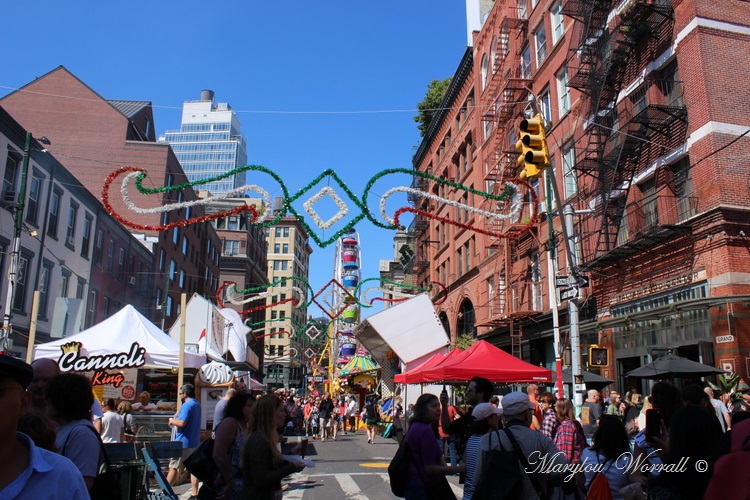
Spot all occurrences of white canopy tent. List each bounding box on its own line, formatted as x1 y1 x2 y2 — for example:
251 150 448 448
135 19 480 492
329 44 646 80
34 304 205 368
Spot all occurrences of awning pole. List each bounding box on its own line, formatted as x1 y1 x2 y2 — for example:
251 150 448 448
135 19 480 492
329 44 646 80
177 293 187 411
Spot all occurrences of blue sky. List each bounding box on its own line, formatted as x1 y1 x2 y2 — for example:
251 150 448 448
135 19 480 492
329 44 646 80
0 1 469 319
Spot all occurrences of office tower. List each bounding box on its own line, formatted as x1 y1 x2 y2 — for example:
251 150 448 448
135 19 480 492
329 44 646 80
161 90 248 195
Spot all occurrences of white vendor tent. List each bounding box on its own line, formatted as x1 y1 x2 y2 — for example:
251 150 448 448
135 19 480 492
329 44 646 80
34 304 205 369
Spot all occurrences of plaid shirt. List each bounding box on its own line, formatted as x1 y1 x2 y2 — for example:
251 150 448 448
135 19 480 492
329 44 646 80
540 409 559 439
553 418 587 464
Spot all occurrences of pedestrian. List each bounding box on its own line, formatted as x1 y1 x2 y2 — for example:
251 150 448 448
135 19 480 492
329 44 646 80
100 398 125 443
213 388 237 432
17 411 57 451
437 400 458 467
209 391 255 500
704 386 731 432
580 389 602 441
346 395 358 432
46 373 103 493
439 376 493 467
241 394 305 499
553 397 587 464
0 355 88 499
645 405 722 500
624 393 642 437
403 393 460 499
606 391 624 418
578 414 634 500
117 401 135 440
474 392 567 499
364 398 380 444
461 402 502 500
526 384 543 430
309 397 320 439
538 391 558 439
631 381 684 487
167 384 201 498
318 393 334 441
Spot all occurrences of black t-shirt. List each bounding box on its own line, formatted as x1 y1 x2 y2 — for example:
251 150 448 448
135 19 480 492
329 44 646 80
319 400 334 419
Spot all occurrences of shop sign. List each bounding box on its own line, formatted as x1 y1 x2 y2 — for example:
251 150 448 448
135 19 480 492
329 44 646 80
58 341 147 372
716 335 735 344
307 376 324 382
611 269 707 304
102 369 138 400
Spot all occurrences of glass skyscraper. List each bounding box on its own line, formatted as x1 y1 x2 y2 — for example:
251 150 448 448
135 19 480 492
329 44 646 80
160 90 248 194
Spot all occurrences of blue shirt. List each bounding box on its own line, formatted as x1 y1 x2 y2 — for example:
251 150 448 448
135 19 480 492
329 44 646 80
176 398 201 448
1 432 88 499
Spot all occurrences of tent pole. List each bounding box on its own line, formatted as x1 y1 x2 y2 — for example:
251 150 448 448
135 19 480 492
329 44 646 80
177 293 187 411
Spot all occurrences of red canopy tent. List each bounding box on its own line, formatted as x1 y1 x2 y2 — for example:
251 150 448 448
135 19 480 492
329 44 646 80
394 350 447 384
420 340 551 384
399 347 470 384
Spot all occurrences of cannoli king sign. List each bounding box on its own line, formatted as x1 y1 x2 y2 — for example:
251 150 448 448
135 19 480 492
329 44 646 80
57 341 147 389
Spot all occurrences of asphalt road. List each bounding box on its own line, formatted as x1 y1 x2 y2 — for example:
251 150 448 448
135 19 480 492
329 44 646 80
174 429 464 499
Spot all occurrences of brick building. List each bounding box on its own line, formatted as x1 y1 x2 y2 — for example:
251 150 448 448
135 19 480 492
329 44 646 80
411 0 750 387
1 67 222 328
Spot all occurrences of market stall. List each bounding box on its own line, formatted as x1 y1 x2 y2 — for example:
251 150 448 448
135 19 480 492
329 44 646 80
34 305 206 439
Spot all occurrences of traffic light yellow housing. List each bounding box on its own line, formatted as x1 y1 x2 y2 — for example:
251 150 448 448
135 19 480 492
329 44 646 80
516 114 550 181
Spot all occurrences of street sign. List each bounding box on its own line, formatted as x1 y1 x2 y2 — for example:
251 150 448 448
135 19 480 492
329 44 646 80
559 287 578 302
555 275 590 288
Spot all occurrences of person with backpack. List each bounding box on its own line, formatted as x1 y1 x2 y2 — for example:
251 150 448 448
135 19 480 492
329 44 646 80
364 398 380 444
473 392 568 500
460 403 502 500
554 398 587 464
402 393 460 499
439 376 494 467
578 415 633 500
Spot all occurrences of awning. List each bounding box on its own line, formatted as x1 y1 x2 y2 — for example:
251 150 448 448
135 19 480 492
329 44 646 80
339 355 379 375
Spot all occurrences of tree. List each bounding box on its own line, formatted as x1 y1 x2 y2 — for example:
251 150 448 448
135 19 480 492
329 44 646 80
414 78 452 137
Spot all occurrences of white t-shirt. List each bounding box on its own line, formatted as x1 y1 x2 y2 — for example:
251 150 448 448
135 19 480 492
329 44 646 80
132 401 156 411
101 411 125 443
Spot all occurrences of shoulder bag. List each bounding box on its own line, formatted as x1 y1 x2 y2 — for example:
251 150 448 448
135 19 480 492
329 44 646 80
63 424 123 500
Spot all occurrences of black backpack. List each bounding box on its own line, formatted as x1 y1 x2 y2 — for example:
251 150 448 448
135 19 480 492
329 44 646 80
388 440 411 497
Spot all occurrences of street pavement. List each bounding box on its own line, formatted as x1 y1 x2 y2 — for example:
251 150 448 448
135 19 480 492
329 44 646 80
174 429 463 499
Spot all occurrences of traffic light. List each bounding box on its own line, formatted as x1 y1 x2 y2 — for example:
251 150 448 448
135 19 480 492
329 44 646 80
589 346 609 367
515 113 550 181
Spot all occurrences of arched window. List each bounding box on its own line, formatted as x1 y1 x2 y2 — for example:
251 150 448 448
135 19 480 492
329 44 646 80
457 299 476 338
481 54 489 91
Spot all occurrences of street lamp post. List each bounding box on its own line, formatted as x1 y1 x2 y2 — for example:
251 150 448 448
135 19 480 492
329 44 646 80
1 132 32 353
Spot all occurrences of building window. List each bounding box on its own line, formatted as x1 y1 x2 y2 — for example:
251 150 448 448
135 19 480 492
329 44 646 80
179 270 185 289
60 270 70 298
2 148 21 204
671 158 695 221
107 238 115 273
274 227 282 238
169 260 176 281
172 227 179 245
39 262 53 319
47 188 62 238
227 216 239 230
556 66 571 117
182 236 188 255
278 346 284 357
65 201 79 249
76 279 85 299
535 24 547 66
282 243 289 253
562 141 577 198
540 89 552 124
481 53 489 91
158 249 165 271
521 45 532 79
274 243 280 253
25 172 44 226
103 296 110 319
88 290 98 325
283 227 289 238
551 0 565 44
81 215 92 258
225 240 240 255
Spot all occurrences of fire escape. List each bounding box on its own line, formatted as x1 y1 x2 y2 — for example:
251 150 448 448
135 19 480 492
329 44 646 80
476 4 539 359
562 0 687 269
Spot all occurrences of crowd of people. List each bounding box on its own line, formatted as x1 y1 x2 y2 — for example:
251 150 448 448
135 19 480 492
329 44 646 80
398 376 750 500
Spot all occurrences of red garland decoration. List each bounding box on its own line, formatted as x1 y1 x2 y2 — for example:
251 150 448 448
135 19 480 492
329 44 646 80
101 166 259 231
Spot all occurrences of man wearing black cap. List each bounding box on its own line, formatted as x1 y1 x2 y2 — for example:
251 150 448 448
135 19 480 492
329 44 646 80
0 355 88 498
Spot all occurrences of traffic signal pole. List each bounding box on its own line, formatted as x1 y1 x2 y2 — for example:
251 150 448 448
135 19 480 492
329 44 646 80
1 132 31 354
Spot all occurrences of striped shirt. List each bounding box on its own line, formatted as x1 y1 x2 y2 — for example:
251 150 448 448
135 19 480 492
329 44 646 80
461 434 485 500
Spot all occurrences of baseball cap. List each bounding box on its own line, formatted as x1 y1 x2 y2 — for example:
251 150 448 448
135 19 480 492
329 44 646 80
501 392 535 415
0 355 34 389
472 402 503 420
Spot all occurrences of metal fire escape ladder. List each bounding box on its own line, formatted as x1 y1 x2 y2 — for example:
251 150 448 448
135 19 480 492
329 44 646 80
510 320 523 359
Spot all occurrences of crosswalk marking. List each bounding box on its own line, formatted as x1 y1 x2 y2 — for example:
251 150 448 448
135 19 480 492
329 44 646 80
334 474 371 499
